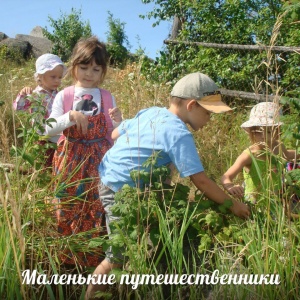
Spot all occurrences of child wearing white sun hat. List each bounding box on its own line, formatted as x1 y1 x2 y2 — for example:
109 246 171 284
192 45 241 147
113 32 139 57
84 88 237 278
221 101 300 207
240 101 283 131
14 53 66 117
13 53 66 168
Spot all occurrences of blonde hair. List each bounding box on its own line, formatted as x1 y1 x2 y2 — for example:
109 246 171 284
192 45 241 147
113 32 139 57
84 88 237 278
248 126 280 144
67 36 108 84
35 74 42 84
248 126 262 144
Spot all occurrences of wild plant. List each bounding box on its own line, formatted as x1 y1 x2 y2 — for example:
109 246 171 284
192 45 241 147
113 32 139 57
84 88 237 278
11 93 57 174
97 153 235 299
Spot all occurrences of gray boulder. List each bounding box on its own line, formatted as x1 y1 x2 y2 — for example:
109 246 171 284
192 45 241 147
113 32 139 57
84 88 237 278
30 26 45 38
15 34 53 58
0 38 31 58
0 32 8 42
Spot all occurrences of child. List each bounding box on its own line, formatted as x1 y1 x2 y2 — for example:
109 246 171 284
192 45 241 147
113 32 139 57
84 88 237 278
85 72 250 299
221 102 299 205
45 36 122 267
13 53 66 167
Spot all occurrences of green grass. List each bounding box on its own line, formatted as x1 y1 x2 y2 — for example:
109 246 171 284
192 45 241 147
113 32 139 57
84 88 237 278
0 53 300 300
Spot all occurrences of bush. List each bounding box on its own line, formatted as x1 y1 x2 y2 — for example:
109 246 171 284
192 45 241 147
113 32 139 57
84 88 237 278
106 11 130 68
43 8 92 61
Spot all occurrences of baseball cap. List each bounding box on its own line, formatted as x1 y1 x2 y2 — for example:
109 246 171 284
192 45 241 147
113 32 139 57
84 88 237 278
241 102 283 132
170 72 232 113
34 53 66 78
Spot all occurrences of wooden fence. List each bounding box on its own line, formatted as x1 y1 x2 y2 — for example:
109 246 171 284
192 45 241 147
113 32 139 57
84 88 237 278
164 39 299 102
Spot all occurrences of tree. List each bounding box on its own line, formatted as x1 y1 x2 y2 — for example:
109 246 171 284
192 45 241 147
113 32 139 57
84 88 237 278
43 8 92 61
106 11 131 67
141 0 300 98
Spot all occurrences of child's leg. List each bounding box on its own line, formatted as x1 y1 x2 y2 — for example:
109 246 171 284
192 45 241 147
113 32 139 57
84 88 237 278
85 183 123 299
164 163 176 185
85 259 121 299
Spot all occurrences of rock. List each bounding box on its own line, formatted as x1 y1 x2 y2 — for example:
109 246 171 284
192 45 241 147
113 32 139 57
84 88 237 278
0 38 32 58
15 34 53 58
30 26 45 38
0 32 8 42
0 27 53 60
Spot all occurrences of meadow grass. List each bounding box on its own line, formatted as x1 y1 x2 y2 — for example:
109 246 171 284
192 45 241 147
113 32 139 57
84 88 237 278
0 52 299 300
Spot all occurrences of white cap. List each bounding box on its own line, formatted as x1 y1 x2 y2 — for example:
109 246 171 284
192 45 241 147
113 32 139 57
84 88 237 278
34 53 66 78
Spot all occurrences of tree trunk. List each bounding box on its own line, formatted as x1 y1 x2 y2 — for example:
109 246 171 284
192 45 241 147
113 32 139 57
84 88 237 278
170 15 182 39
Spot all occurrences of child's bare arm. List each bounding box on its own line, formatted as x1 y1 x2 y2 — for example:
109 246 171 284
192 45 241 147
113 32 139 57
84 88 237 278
221 151 252 199
281 144 300 161
285 149 300 160
190 171 250 219
111 127 120 141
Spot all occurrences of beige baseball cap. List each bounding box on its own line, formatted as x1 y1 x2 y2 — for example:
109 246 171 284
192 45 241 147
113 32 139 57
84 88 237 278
171 72 232 113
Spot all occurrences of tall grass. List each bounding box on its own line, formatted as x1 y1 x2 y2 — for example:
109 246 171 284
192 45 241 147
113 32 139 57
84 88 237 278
203 13 300 299
106 181 210 300
1 14 300 299
0 56 173 300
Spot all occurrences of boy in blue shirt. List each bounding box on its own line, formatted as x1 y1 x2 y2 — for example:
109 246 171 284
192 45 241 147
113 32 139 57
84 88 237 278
85 72 250 299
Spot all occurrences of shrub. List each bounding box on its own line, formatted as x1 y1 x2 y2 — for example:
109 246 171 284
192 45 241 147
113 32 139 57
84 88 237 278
43 8 92 61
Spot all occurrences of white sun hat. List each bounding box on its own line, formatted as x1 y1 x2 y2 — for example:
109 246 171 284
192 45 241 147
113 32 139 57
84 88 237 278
34 53 66 79
241 102 283 132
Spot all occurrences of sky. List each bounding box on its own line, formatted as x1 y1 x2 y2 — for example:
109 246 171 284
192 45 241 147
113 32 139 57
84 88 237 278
0 0 172 59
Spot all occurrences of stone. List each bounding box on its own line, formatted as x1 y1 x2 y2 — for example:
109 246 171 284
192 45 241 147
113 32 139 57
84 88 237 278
0 32 8 42
30 26 45 38
15 34 53 58
0 38 32 58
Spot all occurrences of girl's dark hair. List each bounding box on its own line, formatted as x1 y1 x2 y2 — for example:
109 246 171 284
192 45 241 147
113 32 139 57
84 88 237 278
68 36 108 84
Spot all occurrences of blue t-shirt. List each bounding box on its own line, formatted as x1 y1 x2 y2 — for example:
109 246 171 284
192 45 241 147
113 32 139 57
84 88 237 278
99 107 204 192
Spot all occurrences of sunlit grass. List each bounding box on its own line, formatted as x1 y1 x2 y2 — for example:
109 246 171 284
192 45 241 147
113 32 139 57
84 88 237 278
0 45 299 300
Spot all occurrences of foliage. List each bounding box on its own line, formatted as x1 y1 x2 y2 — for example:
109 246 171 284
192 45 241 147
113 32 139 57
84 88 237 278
43 8 92 61
90 154 235 297
106 11 131 68
281 96 300 147
98 147 300 298
1 30 300 297
11 94 56 175
141 0 300 99
143 0 280 42
281 96 300 210
104 158 229 258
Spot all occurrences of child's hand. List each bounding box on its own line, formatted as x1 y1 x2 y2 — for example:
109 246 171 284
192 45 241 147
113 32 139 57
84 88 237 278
230 199 250 219
19 87 33 96
225 184 244 200
108 107 122 123
69 111 89 135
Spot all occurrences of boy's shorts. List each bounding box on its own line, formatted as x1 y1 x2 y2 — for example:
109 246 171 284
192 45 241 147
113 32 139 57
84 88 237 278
98 183 124 264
